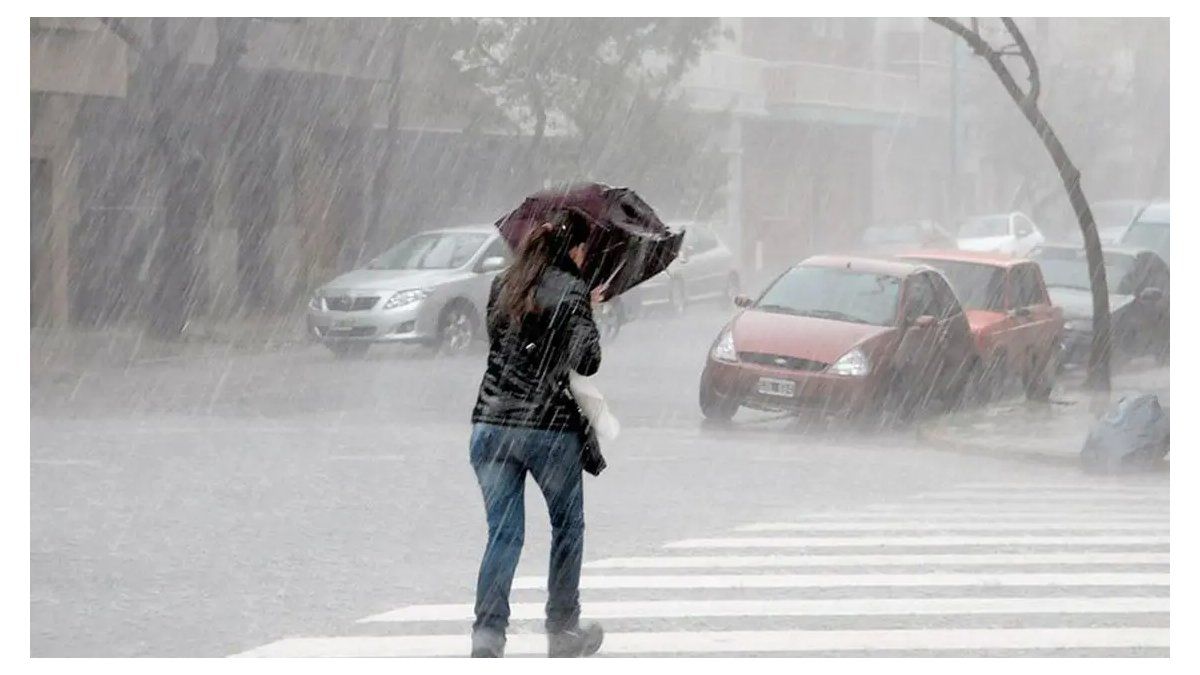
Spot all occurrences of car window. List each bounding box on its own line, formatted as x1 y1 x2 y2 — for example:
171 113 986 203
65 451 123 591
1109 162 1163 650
1014 215 1034 238
1010 264 1046 307
909 259 1006 312
478 237 513 265
1122 221 1169 263
688 227 719 254
903 274 937 323
959 215 1010 239
1031 247 1135 294
926 272 964 319
755 266 901 327
370 232 490 270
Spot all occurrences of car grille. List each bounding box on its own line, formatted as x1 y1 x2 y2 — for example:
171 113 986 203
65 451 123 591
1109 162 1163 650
317 326 376 338
324 296 379 312
739 352 828 372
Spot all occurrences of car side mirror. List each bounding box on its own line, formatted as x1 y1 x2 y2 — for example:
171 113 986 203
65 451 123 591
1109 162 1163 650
1139 287 1164 303
734 295 753 309
478 256 508 273
913 315 937 329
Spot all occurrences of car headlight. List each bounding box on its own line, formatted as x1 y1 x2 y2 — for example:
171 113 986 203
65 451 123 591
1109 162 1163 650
712 328 738 363
828 348 870 377
383 289 429 310
309 293 323 311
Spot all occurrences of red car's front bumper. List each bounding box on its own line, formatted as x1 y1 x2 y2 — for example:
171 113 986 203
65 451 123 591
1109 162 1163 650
701 357 881 418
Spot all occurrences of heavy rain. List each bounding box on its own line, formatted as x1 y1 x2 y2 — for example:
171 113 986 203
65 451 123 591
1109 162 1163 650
30 16 1170 658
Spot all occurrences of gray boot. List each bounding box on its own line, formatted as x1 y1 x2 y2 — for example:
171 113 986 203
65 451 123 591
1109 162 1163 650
470 627 506 658
547 622 604 658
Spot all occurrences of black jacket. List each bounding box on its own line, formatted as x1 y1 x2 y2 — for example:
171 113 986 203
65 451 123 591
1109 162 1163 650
471 257 602 432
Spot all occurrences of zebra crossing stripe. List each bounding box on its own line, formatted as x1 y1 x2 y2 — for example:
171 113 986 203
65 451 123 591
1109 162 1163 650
913 492 1168 502
510 572 1168 590
737 522 1167 532
234 627 1168 657
760 512 1166 522
950 483 1167 492
584 552 1170 569
358 596 1169 623
665 535 1169 548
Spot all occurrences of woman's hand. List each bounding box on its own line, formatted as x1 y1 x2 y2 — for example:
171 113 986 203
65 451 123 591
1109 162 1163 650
590 283 609 306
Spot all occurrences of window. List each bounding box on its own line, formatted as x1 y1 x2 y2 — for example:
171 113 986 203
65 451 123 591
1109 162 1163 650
687 227 719 254
909 259 1005 311
478 237 513 265
755 266 901 327
903 274 938 323
369 232 490 270
1014 215 1034 238
1010 264 1046 307
927 272 965 319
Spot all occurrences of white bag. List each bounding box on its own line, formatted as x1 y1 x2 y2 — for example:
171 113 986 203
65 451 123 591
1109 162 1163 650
568 371 620 441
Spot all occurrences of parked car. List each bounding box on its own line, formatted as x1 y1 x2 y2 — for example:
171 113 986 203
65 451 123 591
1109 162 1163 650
306 225 510 357
698 255 977 425
898 251 1064 400
1092 199 1149 244
1120 200 1169 265
1029 243 1170 368
859 220 956 253
956 212 1045 256
634 222 739 314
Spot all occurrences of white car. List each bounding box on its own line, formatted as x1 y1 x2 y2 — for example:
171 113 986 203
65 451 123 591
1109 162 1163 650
633 222 739 314
957 212 1045 256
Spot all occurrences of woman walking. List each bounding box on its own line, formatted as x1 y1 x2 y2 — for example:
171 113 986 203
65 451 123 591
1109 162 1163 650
469 208 606 658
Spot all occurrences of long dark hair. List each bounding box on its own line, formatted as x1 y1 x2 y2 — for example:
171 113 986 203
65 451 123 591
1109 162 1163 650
498 208 592 323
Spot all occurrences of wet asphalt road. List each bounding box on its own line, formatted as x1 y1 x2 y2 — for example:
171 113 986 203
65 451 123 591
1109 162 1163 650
30 305 1166 656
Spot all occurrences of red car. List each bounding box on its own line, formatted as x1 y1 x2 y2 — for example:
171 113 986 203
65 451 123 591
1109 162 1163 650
897 251 1064 399
699 255 977 424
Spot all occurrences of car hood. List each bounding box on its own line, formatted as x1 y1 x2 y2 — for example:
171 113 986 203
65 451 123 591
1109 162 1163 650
321 268 469 294
964 309 1008 333
732 309 892 364
1047 287 1134 321
957 235 1013 252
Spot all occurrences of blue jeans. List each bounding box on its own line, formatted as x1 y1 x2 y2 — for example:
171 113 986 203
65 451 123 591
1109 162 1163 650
470 423 585 634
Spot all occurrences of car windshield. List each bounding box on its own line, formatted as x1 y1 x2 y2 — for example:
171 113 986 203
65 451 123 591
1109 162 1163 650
755 266 901 327
909 259 1006 311
368 232 489 270
1121 220 1169 261
959 215 1009 239
1032 249 1134 293
1093 202 1140 232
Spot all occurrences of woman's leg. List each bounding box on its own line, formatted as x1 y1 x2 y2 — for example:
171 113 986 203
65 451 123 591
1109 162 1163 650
527 430 585 633
470 425 528 635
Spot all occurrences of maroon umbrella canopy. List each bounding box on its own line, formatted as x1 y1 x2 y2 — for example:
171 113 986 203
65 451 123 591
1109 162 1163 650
494 182 684 300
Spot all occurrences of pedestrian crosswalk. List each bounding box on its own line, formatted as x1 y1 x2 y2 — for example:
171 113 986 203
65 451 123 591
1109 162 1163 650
233 478 1169 657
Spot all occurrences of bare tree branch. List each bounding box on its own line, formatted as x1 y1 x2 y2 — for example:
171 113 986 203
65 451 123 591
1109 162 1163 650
1001 18 1041 105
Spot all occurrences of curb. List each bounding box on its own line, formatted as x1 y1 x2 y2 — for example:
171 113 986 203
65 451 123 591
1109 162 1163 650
915 422 1081 469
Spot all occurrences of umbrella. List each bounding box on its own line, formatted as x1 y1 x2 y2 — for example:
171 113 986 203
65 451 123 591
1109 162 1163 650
494 182 684 300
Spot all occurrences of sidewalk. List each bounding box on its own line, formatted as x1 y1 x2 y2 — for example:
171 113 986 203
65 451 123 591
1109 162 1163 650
917 365 1170 467
31 314 309 380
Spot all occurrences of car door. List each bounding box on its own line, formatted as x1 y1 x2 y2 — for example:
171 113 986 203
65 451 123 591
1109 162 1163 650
1007 263 1058 374
926 271 975 393
685 226 723 299
892 273 942 395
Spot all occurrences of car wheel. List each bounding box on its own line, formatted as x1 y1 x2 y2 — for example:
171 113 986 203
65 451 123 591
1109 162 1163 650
699 376 738 422
877 370 919 428
327 342 369 359
437 302 478 356
978 351 1010 401
669 279 688 315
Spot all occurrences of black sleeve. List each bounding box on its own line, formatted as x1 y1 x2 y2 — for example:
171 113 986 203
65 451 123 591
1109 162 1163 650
485 275 504 341
563 282 602 376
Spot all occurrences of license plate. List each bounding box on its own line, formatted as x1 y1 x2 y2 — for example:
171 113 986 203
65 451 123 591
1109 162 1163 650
331 319 358 329
757 377 796 398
